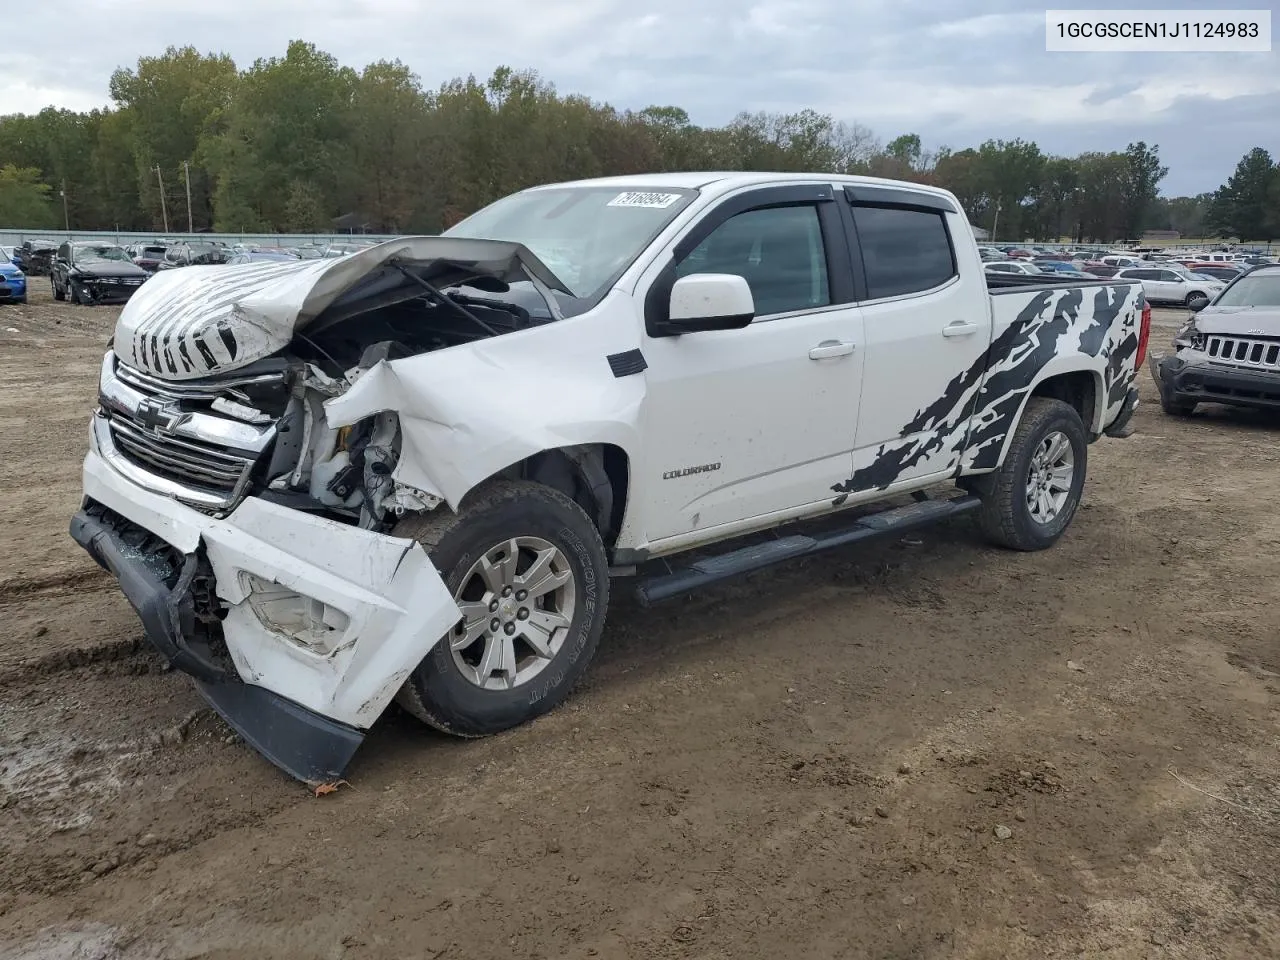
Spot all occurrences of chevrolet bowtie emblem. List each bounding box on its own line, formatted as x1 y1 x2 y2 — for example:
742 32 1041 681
135 397 183 433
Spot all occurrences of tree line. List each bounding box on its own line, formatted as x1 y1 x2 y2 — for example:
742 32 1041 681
0 41 1276 242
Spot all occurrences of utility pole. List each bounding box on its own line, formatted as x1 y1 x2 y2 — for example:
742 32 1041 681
183 160 194 233
991 200 1001 242
60 180 69 230
154 165 170 233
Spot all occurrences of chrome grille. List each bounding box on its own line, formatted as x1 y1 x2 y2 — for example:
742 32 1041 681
107 414 254 491
96 352 281 513
1206 335 1280 369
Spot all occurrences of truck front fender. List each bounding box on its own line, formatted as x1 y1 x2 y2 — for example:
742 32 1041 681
323 322 645 514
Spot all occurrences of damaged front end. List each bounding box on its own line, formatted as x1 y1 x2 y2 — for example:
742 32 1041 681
72 238 576 783
1150 309 1280 411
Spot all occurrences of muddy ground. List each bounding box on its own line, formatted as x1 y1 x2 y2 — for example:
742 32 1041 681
1 284 1278 959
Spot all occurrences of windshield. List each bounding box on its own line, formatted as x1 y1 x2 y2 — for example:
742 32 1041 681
1213 273 1280 307
444 185 698 300
77 245 129 263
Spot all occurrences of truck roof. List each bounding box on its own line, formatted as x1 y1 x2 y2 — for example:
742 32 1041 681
527 170 960 206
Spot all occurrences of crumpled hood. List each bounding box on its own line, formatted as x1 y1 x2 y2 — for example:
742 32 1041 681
1194 306 1280 337
113 236 567 380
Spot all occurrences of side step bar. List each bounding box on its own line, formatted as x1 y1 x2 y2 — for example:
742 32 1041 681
635 494 982 606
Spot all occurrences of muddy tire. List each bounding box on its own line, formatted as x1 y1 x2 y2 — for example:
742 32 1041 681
393 479 609 737
52 276 65 301
976 397 1087 552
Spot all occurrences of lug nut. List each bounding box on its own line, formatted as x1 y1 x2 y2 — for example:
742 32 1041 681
517 608 529 620
490 618 501 633
504 622 516 635
502 586 512 598
515 590 527 602
489 599 499 613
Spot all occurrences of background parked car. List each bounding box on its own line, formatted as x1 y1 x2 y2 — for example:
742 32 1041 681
225 247 302 264
984 260 1042 275
1151 264 1280 416
0 258 27 304
14 239 57 276
125 242 171 273
51 241 149 305
1186 264 1246 283
158 241 231 269
1114 265 1225 310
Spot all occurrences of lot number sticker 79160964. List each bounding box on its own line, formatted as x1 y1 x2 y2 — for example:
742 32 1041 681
607 192 683 208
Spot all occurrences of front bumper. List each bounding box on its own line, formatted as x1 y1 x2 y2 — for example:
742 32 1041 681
76 278 145 304
0 277 27 301
1150 351 1280 410
72 441 462 783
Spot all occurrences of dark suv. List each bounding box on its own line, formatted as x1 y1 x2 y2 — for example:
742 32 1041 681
51 242 150 305
158 241 230 269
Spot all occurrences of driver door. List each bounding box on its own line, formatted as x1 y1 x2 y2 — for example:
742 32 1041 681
636 184 865 546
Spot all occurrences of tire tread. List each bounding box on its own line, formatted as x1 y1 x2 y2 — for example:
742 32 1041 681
977 397 1085 551
392 478 606 737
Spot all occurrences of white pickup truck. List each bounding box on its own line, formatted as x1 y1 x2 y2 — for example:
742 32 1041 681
71 173 1149 783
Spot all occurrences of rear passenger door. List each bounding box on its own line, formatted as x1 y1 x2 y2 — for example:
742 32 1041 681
841 188 994 493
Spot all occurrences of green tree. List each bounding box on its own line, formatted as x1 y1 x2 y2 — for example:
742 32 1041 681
109 46 239 230
1209 147 1277 239
0 165 57 227
1119 141 1168 240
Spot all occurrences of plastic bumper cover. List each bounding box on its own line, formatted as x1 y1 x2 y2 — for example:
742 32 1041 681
1151 352 1280 410
72 441 462 783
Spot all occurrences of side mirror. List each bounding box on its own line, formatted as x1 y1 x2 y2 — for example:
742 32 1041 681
661 274 755 334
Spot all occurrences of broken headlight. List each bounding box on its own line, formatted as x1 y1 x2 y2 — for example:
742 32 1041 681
1173 320 1205 352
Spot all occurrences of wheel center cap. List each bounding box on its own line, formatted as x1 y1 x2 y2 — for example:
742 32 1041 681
501 600 516 619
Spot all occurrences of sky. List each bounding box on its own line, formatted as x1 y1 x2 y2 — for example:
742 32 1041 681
2 0 1277 196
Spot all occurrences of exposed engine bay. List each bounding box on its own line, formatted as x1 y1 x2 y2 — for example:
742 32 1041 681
99 239 571 535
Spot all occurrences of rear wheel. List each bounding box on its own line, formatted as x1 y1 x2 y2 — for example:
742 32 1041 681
394 479 609 737
976 397 1087 551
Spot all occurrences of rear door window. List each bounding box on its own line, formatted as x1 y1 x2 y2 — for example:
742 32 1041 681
851 206 957 300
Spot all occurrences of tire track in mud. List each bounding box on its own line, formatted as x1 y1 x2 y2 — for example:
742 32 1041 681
0 567 111 606
0 646 304 914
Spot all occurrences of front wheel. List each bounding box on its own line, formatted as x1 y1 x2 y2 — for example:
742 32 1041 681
976 397 1088 551
1186 292 1210 310
52 276 65 301
394 479 609 737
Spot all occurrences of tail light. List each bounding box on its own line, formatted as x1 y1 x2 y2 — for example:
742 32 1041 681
1136 301 1152 368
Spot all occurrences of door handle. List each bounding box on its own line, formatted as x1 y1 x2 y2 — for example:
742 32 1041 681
942 321 979 338
808 340 856 360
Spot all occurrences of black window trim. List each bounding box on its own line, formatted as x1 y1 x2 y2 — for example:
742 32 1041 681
644 184 855 337
840 196 960 305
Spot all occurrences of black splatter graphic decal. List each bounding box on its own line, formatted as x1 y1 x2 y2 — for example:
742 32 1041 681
832 284 1142 504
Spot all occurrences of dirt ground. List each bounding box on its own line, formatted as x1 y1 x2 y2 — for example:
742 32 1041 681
1 284 1278 960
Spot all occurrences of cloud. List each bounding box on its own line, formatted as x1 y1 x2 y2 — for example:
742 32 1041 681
0 0 1275 195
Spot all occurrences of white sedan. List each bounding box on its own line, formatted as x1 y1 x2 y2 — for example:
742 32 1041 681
984 260 1042 276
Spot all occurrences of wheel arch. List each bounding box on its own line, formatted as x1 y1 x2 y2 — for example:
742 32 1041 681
964 359 1105 479
446 443 633 550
